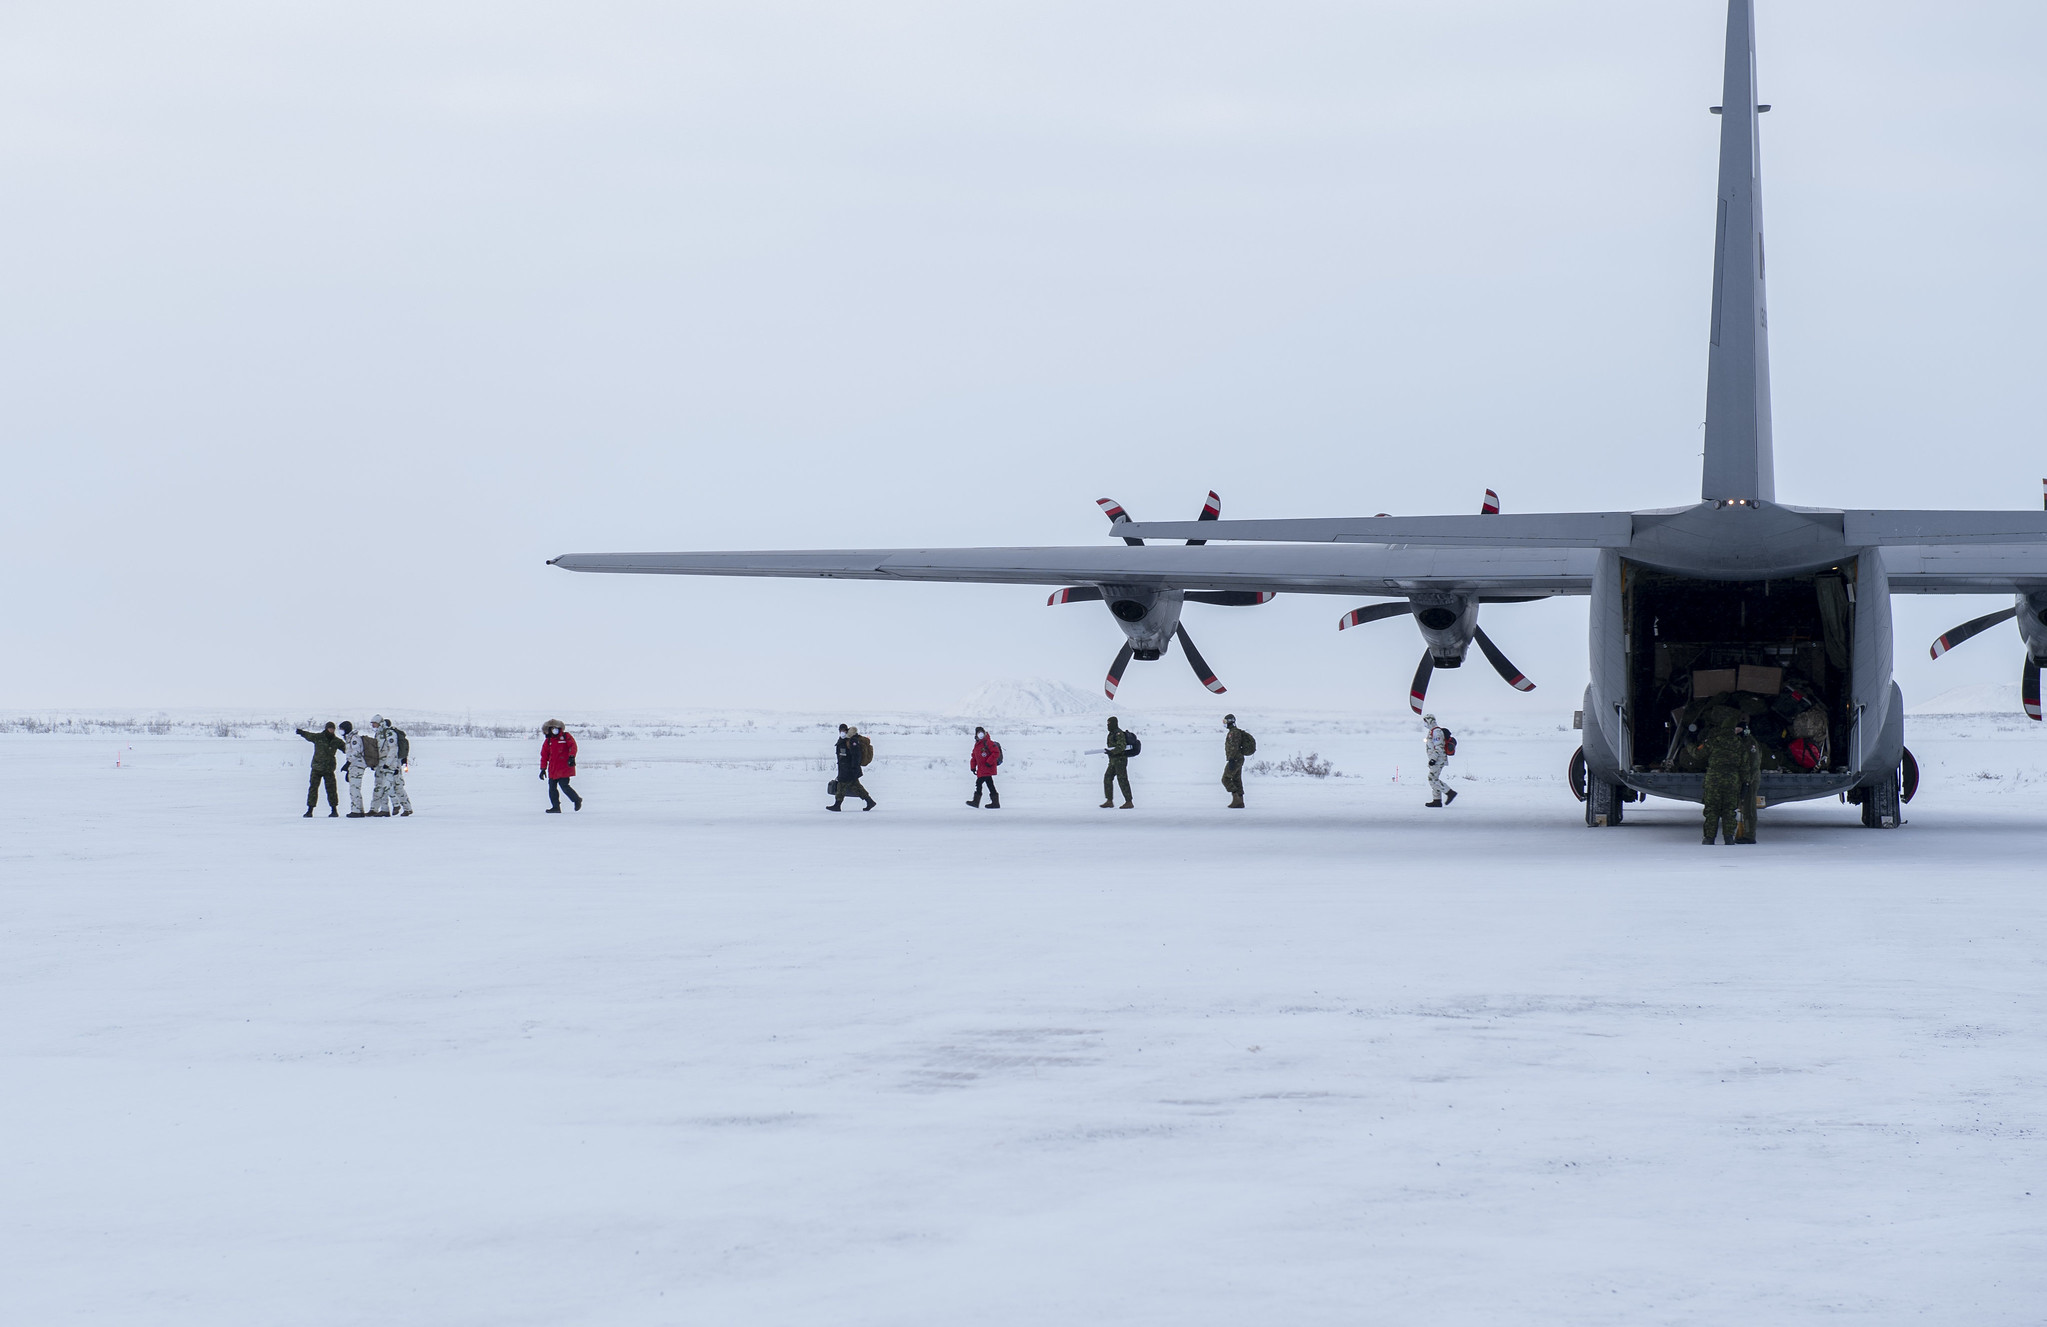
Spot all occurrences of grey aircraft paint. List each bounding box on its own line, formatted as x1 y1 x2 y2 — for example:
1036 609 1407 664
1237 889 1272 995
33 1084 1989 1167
553 0 2047 830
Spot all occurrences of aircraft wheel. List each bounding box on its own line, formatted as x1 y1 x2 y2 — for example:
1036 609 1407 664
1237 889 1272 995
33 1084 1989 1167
1567 748 1588 802
1859 767 1902 828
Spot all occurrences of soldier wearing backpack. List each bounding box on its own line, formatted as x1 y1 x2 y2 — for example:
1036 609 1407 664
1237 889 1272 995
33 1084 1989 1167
828 724 876 811
966 726 1003 808
1097 716 1135 809
1422 713 1458 807
340 720 371 817
369 714 414 818
1221 714 1256 809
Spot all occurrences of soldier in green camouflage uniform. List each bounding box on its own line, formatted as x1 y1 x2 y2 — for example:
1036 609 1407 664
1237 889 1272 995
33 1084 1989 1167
1702 718 1761 844
1733 725 1764 844
1100 717 1132 809
1221 713 1254 808
296 722 345 817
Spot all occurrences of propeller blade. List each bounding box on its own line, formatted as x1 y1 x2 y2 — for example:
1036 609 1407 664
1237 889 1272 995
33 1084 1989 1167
1481 489 1500 515
1105 641 1135 699
1339 602 1410 630
1929 607 2017 659
1473 625 1536 692
1175 624 1227 694
2026 656 2042 721
1097 498 1143 546
1048 586 1104 605
1186 590 1274 606
1187 490 1221 546
1409 650 1434 715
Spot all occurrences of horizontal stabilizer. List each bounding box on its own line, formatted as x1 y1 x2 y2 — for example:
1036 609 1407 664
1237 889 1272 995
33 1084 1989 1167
1845 511 2047 546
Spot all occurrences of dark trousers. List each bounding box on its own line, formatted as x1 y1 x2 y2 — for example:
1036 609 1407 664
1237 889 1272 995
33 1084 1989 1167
307 769 338 809
548 777 581 810
971 776 999 806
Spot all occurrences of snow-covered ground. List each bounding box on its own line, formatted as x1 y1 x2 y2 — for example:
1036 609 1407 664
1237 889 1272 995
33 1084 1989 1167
4 708 2044 1324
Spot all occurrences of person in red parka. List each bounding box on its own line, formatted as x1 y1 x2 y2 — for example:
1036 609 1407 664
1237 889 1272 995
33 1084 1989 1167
540 719 583 813
966 726 1002 808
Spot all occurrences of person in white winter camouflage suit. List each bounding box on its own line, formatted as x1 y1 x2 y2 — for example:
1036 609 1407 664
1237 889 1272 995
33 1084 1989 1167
369 714 413 817
1422 713 1457 807
340 720 370 817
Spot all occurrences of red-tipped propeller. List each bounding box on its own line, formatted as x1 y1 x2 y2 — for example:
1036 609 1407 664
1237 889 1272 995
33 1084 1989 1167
1055 492 1271 698
1927 604 2043 721
1341 489 1541 711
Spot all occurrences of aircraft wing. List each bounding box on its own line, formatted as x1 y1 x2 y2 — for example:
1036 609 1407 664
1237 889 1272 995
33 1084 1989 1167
548 544 1599 596
1115 512 1632 546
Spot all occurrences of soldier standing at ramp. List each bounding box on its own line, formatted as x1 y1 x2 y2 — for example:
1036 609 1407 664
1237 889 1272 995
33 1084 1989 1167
1702 718 1760 845
1734 720 1764 845
1221 714 1255 809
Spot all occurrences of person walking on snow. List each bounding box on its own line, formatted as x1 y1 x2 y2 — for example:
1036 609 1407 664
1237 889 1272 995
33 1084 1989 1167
339 720 370 817
1221 713 1256 809
1422 713 1458 807
540 719 583 812
369 714 413 817
1099 716 1133 809
297 721 345 817
829 724 875 811
966 726 1002 808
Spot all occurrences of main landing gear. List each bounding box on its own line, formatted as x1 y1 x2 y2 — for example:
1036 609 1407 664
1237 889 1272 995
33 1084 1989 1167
1569 747 1635 827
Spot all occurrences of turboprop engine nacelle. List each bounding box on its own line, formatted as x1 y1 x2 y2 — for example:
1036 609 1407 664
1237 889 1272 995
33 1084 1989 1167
2018 592 2047 661
1410 594 1480 666
1100 584 1185 659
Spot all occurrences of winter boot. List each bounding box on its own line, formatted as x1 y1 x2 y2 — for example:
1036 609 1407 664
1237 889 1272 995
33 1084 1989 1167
1444 788 1458 805
328 808 339 818
545 807 561 814
863 798 876 811
303 808 314 818
987 799 999 809
400 809 413 817
827 800 843 812
1119 800 1134 809
1228 795 1245 809
347 811 367 819
572 798 583 810
967 798 980 807
1425 799 1443 808
1100 800 1115 809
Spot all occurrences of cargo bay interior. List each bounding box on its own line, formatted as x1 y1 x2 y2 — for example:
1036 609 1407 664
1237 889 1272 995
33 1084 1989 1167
1623 560 1854 774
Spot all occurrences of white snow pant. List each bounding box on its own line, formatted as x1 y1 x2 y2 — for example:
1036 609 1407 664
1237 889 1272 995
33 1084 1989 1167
370 765 391 814
347 766 366 814
384 766 412 814
1427 756 1450 801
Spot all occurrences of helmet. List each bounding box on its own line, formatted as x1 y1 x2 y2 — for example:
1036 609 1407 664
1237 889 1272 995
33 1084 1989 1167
1223 713 1236 725
371 714 386 726
1421 713 1436 726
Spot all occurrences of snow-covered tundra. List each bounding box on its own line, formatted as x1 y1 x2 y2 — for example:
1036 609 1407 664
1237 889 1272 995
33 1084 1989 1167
3 706 2042 1324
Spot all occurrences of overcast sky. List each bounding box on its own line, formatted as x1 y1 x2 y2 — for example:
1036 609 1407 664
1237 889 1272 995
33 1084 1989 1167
4 0 2043 718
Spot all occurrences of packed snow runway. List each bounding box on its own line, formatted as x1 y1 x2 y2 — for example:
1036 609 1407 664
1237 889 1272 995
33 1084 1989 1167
3 709 2043 1324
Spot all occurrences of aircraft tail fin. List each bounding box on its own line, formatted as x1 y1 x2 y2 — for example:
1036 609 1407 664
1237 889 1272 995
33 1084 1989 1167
1701 0 1775 503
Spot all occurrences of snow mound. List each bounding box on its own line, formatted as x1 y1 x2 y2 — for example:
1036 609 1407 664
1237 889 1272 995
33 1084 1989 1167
950 678 1105 719
1909 683 2022 716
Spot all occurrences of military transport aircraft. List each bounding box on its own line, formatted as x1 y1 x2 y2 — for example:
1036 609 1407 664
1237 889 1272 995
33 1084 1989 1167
552 0 2047 830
